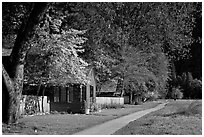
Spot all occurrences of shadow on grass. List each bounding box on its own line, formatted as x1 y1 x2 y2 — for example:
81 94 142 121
161 101 202 118
140 119 155 126
161 111 189 118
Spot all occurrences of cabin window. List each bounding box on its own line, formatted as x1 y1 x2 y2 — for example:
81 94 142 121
61 87 66 102
67 86 73 103
54 87 59 102
90 85 94 97
82 86 86 101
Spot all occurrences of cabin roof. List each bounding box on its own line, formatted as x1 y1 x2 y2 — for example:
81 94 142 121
100 78 118 93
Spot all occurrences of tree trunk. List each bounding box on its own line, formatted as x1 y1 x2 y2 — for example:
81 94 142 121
130 91 133 104
2 64 24 124
116 74 125 97
36 84 42 112
2 3 48 124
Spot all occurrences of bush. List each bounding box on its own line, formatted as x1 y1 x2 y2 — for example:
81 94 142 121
189 79 202 99
171 87 183 99
144 92 159 101
176 72 202 99
24 95 39 115
90 102 101 112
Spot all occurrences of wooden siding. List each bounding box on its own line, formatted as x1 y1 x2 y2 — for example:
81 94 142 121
96 97 124 105
50 102 84 113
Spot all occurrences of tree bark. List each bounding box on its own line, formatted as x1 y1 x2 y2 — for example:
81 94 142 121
2 3 48 124
130 91 133 104
116 74 125 97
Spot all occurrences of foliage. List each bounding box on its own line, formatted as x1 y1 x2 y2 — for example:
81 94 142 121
171 86 183 99
90 102 101 112
72 2 197 99
2 3 31 48
3 2 89 87
189 79 202 99
176 72 202 99
24 96 39 115
144 91 159 101
24 27 88 86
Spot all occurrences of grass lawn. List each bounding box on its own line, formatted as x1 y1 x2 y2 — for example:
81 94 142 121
2 100 162 135
113 100 202 135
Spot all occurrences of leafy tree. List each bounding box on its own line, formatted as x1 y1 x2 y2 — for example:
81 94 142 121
2 2 88 124
2 2 49 124
25 28 88 86
70 2 197 99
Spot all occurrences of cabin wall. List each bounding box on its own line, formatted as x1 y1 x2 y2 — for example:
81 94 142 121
50 102 83 113
86 69 97 103
50 85 85 113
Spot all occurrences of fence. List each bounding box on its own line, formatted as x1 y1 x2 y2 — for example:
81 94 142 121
19 95 50 115
96 97 124 106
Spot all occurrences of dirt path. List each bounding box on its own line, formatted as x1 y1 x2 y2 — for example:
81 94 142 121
73 102 168 135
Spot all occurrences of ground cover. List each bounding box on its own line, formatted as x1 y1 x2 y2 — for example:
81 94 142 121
2 100 162 135
113 100 202 135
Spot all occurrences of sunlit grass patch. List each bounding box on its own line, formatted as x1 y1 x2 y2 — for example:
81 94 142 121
113 100 202 135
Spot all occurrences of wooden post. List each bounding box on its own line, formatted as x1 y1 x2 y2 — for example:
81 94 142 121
85 84 90 114
80 85 83 102
42 86 46 113
93 85 96 103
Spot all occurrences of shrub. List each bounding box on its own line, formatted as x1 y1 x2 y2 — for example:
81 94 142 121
189 79 202 99
24 95 39 115
90 102 101 112
176 72 202 99
171 86 183 99
144 92 159 101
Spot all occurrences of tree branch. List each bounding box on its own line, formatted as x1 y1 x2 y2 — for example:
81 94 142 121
10 3 49 78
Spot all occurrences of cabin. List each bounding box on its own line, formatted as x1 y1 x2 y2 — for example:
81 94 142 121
98 78 130 104
2 48 97 115
21 67 97 114
49 68 96 114
98 78 120 97
98 80 118 97
96 78 125 106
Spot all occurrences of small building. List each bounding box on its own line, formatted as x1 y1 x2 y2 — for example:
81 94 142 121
98 79 119 97
22 67 97 114
98 78 130 104
2 48 97 115
49 68 96 114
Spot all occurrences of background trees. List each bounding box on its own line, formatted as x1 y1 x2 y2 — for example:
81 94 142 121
73 2 199 102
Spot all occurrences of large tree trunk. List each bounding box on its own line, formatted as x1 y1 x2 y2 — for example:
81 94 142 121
2 3 48 124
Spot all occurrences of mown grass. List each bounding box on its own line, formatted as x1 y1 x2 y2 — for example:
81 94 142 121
2 101 161 135
113 100 202 135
